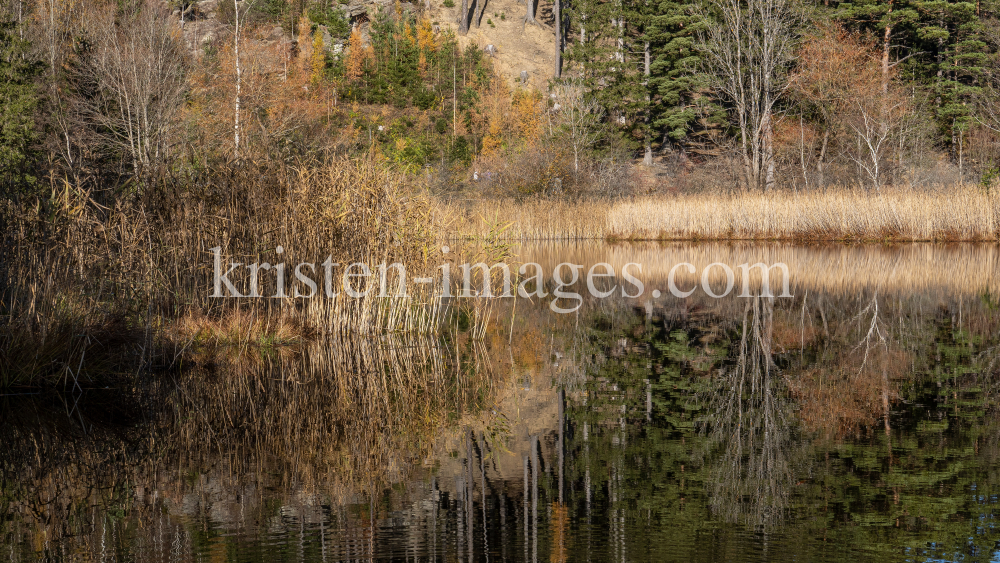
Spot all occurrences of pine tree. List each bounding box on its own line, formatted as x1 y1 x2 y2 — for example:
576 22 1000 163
0 19 42 193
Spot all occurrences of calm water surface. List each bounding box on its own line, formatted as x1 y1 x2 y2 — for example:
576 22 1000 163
4 243 1000 562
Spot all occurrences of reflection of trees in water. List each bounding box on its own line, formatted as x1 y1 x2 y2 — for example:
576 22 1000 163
8 284 1000 561
1 333 510 561
707 295 800 531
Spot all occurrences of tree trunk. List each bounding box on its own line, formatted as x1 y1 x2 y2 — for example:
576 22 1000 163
763 110 775 190
473 0 485 28
523 0 537 26
459 0 471 34
799 113 808 188
234 0 242 160
881 0 893 95
554 0 562 77
817 128 829 187
643 41 652 166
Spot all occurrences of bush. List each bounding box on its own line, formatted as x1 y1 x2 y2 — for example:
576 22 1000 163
414 88 436 110
450 136 472 165
307 2 350 39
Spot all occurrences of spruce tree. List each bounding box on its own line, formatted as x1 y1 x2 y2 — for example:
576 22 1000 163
564 0 647 155
835 0 993 152
645 0 707 148
0 19 42 193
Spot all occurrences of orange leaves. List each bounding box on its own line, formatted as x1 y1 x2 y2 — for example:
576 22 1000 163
791 23 883 115
479 79 514 157
417 17 437 51
512 89 544 146
482 121 505 156
416 17 437 78
345 28 369 81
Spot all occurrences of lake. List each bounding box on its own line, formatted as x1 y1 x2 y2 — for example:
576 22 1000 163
3 242 1000 562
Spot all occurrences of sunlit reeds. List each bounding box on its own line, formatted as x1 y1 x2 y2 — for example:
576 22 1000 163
436 197 610 240
609 186 1000 241
438 186 1000 242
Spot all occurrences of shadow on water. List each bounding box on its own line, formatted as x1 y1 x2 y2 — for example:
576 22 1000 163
4 242 1000 562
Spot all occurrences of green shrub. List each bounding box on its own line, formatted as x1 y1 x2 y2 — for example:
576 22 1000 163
414 88 436 110
450 136 472 165
306 2 350 39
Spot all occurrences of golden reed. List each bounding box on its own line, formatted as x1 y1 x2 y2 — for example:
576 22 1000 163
438 186 1000 242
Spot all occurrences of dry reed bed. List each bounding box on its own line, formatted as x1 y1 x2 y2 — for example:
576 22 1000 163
436 197 609 240
437 187 1000 242
608 187 1000 241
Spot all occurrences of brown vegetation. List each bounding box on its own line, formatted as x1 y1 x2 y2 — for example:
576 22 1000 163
1 155 442 389
440 185 1000 242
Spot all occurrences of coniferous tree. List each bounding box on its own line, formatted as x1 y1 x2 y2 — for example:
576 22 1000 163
0 18 42 193
564 0 647 155
645 0 706 152
836 0 994 153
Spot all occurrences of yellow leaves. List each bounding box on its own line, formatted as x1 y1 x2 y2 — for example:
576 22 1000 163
513 89 544 146
310 32 325 85
417 17 437 52
403 22 416 45
482 120 504 157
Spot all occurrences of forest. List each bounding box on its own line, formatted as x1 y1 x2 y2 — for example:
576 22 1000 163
2 0 1000 195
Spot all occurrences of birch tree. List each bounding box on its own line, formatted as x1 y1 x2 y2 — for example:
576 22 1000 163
232 0 258 159
553 79 604 176
77 0 186 175
698 0 796 190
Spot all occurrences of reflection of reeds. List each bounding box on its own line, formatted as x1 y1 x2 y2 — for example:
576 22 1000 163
167 333 507 493
1 330 512 560
516 241 1000 297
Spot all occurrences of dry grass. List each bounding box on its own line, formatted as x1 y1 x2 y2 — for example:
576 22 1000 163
438 186 1000 242
0 155 446 388
611 186 1000 241
436 197 610 240
165 308 308 350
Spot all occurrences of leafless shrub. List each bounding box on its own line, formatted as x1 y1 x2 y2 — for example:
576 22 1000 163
75 0 188 176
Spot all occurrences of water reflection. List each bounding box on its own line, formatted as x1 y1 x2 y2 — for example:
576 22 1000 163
706 295 799 531
4 243 1000 562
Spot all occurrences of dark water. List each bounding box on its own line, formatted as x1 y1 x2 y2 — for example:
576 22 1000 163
4 243 1000 562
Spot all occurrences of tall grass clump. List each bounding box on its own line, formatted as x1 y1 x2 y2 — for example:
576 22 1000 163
0 155 442 390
